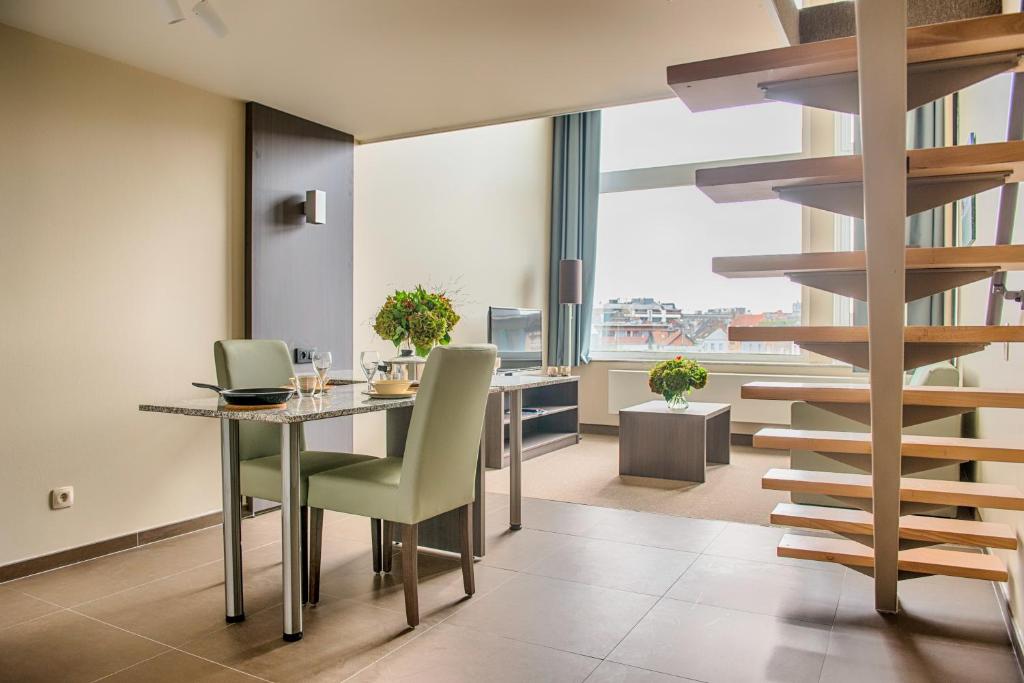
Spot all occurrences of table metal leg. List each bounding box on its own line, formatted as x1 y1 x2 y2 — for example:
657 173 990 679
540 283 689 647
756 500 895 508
509 389 523 530
219 419 244 623
280 423 303 641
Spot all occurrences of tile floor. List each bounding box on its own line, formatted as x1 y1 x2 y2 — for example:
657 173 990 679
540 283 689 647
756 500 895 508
1 494 1020 682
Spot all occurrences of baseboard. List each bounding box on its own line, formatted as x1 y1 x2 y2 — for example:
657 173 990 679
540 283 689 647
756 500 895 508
581 423 618 436
0 510 224 583
581 423 755 448
989 557 1024 682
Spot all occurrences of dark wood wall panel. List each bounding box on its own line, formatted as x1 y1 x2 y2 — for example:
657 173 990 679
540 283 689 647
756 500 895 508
246 102 354 450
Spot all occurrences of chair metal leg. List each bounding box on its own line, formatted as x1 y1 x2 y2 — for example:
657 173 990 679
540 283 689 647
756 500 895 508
401 523 419 627
381 521 394 573
459 504 475 596
300 506 309 604
309 508 324 605
371 518 382 573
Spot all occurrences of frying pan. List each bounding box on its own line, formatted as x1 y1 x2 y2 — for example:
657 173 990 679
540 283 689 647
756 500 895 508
193 382 294 406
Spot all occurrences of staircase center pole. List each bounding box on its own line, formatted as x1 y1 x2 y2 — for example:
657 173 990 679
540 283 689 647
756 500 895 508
855 0 907 614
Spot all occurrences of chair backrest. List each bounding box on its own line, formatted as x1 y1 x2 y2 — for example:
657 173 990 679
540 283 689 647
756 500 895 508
398 344 497 522
214 339 298 460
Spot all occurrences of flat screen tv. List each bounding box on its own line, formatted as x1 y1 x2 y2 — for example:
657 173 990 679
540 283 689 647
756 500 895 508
488 307 543 370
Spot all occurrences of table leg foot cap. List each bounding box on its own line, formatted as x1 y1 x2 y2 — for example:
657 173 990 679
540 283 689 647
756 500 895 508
225 614 245 623
283 632 303 642
510 524 522 530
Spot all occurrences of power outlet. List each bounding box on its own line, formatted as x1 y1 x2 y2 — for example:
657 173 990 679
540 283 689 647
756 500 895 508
294 347 315 364
50 486 74 510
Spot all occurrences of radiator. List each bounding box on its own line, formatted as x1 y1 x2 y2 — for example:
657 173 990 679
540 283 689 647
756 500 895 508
607 369 866 425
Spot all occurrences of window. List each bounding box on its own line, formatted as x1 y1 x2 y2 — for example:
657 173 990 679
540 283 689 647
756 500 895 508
601 98 802 171
592 99 808 359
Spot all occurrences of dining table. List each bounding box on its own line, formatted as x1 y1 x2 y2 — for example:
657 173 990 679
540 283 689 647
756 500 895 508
138 370 579 642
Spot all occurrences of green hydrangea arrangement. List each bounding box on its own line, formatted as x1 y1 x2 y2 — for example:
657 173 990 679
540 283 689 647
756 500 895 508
648 355 708 403
373 285 460 357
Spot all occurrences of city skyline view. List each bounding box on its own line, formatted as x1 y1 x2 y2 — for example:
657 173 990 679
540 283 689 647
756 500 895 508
592 98 805 356
590 296 800 355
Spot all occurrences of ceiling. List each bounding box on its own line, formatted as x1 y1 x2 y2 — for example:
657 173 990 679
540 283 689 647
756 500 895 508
0 0 789 142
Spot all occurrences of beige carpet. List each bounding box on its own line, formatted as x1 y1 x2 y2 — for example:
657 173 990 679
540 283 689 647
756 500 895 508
485 433 790 525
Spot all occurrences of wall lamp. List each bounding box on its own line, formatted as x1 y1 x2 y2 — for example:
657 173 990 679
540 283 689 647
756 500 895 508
303 190 327 225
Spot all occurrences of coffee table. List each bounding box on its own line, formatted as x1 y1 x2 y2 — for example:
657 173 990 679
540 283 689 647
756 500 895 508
619 401 731 483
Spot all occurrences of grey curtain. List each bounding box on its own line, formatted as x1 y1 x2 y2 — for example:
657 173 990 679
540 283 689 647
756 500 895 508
852 100 945 327
548 111 601 366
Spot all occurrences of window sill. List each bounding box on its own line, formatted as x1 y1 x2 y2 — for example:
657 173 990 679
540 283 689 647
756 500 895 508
583 353 861 378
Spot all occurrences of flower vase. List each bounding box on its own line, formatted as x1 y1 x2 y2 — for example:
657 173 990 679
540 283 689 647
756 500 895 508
664 391 689 411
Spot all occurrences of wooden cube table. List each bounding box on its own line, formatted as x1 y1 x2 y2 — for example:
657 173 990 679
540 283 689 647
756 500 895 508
619 401 731 483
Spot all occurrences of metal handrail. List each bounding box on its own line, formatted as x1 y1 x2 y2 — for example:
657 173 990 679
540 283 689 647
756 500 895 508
986 27 1024 324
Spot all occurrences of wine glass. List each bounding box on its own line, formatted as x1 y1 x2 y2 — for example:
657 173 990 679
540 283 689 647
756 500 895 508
360 350 381 385
289 375 303 399
312 350 333 397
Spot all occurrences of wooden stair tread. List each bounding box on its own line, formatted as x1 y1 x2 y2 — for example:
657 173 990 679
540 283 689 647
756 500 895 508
668 13 1024 112
778 534 1009 581
712 245 1024 278
771 503 1017 549
754 428 1024 463
728 325 1024 343
741 382 1024 408
695 141 1024 204
762 468 1024 510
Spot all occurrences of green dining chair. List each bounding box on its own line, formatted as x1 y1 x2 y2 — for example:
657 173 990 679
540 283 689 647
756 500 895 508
214 339 378 602
307 344 497 627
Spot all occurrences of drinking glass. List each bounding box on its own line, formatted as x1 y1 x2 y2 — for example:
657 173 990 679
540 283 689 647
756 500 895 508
359 350 381 385
312 350 333 396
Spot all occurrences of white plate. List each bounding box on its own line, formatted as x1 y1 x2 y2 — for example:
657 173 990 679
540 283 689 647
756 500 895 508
362 390 417 399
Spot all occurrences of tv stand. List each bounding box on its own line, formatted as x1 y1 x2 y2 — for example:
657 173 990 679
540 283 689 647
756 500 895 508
483 379 580 469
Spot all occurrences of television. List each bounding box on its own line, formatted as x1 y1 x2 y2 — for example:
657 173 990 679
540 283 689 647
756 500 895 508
488 307 543 370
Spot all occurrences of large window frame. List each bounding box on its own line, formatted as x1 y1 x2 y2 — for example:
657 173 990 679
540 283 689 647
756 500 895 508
590 104 839 365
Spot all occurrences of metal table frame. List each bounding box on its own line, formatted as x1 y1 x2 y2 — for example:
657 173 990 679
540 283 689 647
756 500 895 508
143 374 578 641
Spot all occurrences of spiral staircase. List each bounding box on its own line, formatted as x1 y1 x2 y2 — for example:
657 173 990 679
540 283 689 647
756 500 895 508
667 8 1024 610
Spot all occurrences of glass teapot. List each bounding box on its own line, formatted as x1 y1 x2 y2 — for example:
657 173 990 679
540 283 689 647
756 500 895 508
383 349 427 382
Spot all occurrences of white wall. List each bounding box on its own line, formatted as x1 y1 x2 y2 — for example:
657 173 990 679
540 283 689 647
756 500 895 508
0 25 244 566
955 73 1024 635
0 26 549 566
352 120 552 453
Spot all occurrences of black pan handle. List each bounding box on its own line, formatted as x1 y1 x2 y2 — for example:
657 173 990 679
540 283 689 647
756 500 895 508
192 382 226 394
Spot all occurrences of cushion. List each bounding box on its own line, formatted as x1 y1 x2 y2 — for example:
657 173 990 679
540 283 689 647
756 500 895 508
307 457 406 522
907 361 961 388
240 451 377 505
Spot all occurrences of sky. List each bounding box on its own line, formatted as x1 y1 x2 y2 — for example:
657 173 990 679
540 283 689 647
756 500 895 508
594 99 804 314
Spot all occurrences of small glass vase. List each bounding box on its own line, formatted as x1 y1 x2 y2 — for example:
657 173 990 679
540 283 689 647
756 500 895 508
664 390 689 411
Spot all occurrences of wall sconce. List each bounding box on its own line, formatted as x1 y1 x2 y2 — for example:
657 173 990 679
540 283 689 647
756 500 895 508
303 190 326 224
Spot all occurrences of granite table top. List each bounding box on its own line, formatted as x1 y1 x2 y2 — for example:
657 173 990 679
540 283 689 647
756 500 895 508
139 372 578 423
325 369 364 385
